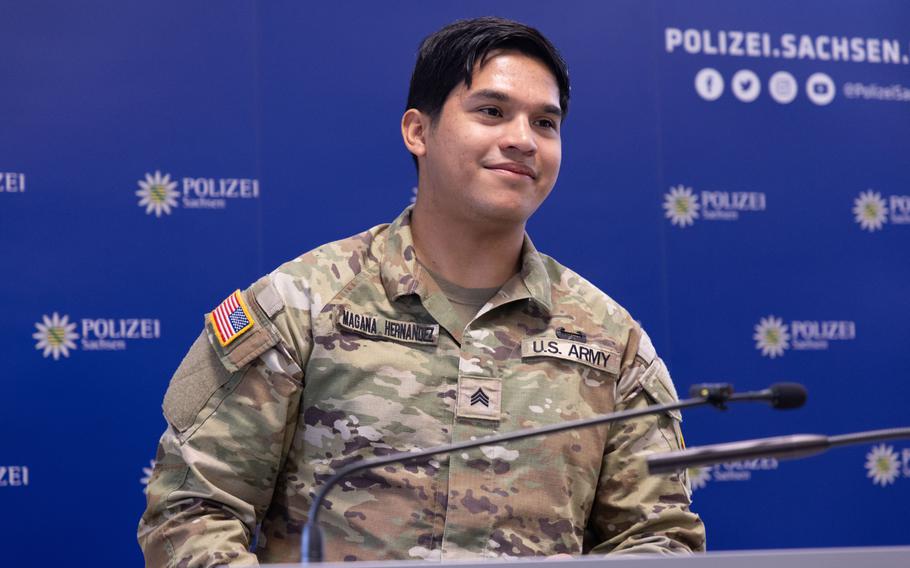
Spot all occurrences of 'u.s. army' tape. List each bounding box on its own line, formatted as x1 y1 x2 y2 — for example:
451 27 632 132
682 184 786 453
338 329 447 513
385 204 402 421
521 338 621 374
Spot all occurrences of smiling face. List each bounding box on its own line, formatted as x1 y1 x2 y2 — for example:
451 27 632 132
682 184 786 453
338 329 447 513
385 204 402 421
407 50 563 229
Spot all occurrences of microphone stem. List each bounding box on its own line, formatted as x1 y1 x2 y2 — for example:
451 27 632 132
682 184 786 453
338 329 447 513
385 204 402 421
301 394 715 562
647 426 910 476
309 396 708 515
829 427 910 448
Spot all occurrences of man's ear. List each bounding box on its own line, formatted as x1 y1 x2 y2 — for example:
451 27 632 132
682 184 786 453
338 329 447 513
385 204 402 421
401 108 430 157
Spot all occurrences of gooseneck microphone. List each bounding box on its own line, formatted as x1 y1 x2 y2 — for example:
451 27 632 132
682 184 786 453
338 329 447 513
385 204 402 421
647 426 910 475
756 382 807 409
688 382 806 410
689 383 807 410
300 382 805 563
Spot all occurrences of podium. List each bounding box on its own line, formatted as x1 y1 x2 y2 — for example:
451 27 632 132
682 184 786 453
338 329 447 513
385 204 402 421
266 546 910 567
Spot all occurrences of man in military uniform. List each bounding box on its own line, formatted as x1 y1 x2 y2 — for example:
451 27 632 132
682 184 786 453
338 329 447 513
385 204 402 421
139 17 705 566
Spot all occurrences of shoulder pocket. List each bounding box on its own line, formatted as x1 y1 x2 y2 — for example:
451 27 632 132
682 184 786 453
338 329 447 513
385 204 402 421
639 358 683 422
163 332 235 434
163 283 288 436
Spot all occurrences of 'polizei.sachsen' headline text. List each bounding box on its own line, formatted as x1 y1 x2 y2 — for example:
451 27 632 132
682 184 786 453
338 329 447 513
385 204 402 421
665 28 909 65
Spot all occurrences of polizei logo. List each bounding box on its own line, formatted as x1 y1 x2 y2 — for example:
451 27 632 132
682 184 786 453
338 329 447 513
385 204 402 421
136 170 260 217
33 312 161 358
865 444 910 486
753 315 856 357
140 459 156 494
664 184 766 227
136 171 179 217
853 190 910 231
33 313 80 360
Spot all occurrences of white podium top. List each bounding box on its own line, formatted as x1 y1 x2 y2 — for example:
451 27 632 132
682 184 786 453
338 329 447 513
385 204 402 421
268 546 910 568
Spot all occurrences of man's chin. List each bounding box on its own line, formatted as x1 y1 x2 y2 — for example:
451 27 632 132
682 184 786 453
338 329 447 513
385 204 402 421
468 199 540 228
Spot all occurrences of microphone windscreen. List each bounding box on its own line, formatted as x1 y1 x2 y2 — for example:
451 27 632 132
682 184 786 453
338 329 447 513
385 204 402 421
770 382 808 409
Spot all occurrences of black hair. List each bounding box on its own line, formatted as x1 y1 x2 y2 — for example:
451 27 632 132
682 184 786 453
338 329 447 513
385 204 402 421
406 17 570 166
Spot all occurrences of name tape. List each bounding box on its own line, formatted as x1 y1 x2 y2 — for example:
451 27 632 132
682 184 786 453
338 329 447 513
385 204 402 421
337 308 438 346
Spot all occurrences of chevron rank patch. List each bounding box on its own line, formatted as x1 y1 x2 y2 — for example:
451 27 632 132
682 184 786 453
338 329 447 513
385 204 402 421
457 375 501 421
209 290 255 347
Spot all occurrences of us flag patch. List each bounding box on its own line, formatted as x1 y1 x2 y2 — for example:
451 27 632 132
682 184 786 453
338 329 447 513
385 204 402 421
209 290 255 347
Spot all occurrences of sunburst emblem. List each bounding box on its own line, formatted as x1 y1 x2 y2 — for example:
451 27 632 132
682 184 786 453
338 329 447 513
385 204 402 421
853 190 888 232
136 171 179 217
663 185 700 227
753 315 790 358
865 444 900 486
140 459 156 493
688 466 711 490
33 312 79 360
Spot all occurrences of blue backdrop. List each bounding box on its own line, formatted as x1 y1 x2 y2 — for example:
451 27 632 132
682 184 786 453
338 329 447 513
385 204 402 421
2 1 909 565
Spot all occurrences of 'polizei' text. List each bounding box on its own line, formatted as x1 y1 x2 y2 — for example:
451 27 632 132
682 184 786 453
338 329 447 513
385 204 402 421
790 320 856 350
182 178 260 209
665 28 909 65
0 172 26 193
701 191 766 220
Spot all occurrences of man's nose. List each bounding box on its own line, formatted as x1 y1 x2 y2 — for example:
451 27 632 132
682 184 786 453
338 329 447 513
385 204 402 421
500 117 537 155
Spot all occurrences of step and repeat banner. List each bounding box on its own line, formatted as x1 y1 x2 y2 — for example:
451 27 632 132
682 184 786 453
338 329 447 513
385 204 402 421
2 1 908 565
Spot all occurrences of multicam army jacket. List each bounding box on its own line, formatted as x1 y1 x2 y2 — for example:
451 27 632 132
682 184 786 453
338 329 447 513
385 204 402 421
139 207 705 566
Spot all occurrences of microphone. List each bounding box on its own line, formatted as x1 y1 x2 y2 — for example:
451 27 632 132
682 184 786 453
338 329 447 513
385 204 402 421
689 382 807 410
759 382 807 409
300 381 804 563
647 426 910 475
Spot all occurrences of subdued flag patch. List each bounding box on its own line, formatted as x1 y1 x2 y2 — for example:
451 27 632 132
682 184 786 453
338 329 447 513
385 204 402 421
209 290 255 347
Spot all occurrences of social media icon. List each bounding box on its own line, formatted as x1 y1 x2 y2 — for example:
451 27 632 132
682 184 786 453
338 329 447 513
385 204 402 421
805 73 835 106
731 69 761 102
695 68 724 101
768 71 797 104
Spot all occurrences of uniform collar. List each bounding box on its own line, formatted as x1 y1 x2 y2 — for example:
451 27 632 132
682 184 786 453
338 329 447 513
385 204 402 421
379 206 552 314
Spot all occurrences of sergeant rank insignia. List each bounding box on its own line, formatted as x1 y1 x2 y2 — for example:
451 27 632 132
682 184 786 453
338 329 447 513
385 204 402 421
209 290 255 347
470 387 490 407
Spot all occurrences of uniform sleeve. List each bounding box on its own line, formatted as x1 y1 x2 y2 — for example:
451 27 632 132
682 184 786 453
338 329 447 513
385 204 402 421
587 327 706 555
138 278 308 567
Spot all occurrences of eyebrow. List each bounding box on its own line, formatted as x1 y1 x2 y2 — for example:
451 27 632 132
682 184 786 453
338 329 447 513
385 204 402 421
467 89 563 118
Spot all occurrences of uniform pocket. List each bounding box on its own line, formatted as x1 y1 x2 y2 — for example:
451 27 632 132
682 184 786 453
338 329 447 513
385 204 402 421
639 358 683 422
163 332 234 434
638 358 686 450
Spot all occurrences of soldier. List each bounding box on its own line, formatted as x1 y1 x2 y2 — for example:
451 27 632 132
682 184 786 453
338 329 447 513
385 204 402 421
139 16 705 566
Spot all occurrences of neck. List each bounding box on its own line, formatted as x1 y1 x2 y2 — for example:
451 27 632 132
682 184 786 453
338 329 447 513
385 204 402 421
410 202 525 289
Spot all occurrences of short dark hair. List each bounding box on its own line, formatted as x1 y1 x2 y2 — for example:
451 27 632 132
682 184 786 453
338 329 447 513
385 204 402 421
406 16 570 131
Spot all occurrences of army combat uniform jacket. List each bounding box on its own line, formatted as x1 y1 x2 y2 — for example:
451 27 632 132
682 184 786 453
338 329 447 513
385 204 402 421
139 207 705 566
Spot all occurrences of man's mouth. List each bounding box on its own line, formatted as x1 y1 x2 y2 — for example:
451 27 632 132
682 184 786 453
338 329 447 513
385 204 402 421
485 162 537 179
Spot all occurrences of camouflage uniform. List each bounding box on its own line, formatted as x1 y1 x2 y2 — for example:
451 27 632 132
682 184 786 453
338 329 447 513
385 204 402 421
139 207 705 566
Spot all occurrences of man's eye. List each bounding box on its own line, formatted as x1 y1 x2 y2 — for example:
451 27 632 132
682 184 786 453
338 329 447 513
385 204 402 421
479 107 503 117
536 118 557 130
